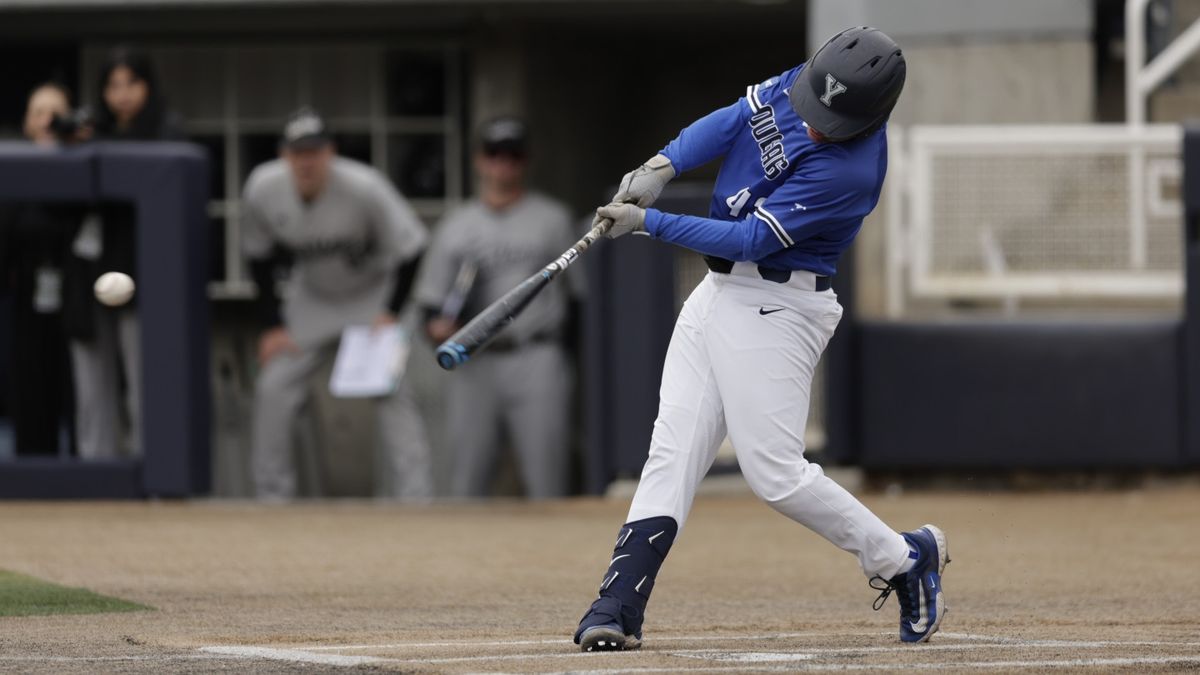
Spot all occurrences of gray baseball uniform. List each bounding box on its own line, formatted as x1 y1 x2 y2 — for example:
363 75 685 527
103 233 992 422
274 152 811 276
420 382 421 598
414 191 582 498
242 156 433 499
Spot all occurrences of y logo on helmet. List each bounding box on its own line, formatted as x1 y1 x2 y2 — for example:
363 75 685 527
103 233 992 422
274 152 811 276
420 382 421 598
820 74 847 107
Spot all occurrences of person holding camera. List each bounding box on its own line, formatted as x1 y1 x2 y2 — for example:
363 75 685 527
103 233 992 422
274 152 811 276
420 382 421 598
64 46 183 460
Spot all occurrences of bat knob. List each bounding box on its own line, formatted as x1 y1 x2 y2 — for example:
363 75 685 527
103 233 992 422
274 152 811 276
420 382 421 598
436 342 469 371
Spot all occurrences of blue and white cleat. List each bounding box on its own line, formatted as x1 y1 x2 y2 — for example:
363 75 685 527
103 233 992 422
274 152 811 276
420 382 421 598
577 623 641 653
574 596 643 652
871 524 949 643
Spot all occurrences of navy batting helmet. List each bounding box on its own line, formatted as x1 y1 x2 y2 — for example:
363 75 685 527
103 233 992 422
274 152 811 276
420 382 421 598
789 27 906 142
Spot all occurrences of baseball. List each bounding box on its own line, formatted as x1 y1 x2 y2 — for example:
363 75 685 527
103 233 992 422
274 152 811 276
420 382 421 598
93 271 136 307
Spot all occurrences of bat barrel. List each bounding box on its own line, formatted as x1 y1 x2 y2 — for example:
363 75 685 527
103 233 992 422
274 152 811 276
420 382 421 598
433 218 611 371
436 341 469 370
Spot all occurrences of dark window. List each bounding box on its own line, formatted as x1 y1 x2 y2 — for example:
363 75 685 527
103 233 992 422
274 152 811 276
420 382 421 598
331 133 371 166
190 134 227 200
386 51 446 117
240 134 281 184
388 134 444 198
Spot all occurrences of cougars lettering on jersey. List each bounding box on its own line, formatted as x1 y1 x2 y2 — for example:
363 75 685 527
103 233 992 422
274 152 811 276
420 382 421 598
746 79 789 180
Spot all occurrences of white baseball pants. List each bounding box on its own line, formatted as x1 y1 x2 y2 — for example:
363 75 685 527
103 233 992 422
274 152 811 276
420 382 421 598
626 264 910 579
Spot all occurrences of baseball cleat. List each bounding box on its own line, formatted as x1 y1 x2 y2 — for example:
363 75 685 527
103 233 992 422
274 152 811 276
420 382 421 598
870 524 949 643
577 623 642 652
574 596 643 652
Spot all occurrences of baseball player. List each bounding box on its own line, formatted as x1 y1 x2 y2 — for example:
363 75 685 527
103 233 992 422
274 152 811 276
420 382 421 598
574 28 948 651
242 107 433 499
415 117 582 498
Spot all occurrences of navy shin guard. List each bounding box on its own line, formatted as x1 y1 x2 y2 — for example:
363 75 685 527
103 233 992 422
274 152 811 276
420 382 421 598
574 516 678 643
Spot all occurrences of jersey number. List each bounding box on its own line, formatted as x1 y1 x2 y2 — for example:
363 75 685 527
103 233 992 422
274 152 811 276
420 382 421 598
725 188 752 217
726 188 767 219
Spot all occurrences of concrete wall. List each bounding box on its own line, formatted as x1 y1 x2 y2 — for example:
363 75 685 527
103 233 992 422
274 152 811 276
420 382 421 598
1148 1 1200 124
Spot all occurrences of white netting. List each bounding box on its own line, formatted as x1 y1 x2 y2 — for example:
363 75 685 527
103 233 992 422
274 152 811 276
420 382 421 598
893 125 1185 309
927 152 1181 274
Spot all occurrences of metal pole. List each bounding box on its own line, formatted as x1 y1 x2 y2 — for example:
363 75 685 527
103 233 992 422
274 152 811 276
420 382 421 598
1127 0 1152 269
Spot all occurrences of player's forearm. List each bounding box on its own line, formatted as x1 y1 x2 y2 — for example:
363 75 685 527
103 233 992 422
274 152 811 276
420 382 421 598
248 257 284 328
644 209 778 262
659 102 746 175
386 253 423 315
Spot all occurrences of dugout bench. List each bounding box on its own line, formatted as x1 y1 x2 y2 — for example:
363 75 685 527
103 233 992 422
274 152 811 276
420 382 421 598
0 142 210 498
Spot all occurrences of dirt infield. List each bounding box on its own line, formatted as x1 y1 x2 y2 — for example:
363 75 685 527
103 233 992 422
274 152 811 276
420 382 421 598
1 487 1198 672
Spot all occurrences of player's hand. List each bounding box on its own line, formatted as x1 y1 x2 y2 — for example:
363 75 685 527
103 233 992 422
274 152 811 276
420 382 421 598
590 154 675 230
372 312 398 332
258 326 299 365
597 202 646 239
615 154 675 207
426 316 460 344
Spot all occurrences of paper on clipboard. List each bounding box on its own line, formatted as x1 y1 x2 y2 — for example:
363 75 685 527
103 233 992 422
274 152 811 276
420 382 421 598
329 324 410 398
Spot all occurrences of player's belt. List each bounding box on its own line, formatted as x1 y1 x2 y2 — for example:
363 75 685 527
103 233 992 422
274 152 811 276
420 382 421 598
703 256 832 292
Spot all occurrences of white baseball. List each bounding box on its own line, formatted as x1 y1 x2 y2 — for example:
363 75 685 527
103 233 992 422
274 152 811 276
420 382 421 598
94 272 136 307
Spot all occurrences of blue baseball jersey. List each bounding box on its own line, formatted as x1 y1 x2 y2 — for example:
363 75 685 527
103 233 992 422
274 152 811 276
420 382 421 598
644 64 888 277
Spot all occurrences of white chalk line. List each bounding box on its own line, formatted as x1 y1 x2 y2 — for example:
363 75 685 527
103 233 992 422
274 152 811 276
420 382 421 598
0 655 231 663
198 646 386 666
392 640 1200 665
670 640 1200 658
267 631 1200 653
197 632 1200 668
296 631 865 651
500 656 1200 674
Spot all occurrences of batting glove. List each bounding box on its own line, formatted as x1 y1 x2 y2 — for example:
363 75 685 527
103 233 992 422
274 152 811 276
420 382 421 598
597 202 646 239
591 154 676 231
615 154 676 207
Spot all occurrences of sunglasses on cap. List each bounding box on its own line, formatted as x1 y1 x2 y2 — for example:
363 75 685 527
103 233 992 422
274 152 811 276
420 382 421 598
482 142 526 160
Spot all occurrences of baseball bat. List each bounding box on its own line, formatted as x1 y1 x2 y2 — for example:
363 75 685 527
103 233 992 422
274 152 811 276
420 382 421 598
435 218 612 370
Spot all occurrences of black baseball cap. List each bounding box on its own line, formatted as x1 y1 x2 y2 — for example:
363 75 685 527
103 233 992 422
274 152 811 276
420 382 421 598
282 106 332 150
479 116 528 156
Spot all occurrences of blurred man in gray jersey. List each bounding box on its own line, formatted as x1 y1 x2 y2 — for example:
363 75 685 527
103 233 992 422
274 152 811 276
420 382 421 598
415 117 582 498
242 107 433 499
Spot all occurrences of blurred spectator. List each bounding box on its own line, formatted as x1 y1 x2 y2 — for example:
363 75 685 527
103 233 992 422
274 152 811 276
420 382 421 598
241 107 433 500
66 46 182 460
0 83 79 456
414 117 582 499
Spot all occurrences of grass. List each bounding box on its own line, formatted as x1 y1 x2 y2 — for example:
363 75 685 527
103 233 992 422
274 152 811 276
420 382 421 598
0 569 150 617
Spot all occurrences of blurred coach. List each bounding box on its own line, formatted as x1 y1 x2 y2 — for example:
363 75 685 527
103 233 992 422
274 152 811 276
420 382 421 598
241 107 433 499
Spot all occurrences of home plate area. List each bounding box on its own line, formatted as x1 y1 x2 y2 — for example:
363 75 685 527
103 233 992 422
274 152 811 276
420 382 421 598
200 631 1200 672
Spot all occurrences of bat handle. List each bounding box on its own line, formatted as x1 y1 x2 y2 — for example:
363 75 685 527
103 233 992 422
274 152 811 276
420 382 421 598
595 216 613 236
436 341 469 370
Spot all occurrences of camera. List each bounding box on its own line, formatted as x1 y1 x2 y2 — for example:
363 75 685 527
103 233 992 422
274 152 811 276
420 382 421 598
48 106 93 142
